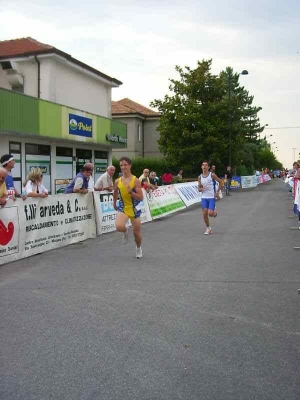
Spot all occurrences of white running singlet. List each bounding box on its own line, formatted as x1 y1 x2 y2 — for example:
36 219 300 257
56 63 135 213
200 172 215 198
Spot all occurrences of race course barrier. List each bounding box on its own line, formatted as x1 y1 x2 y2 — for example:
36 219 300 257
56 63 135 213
93 190 152 235
145 185 186 219
1 177 269 265
0 193 96 265
241 175 258 189
294 179 300 218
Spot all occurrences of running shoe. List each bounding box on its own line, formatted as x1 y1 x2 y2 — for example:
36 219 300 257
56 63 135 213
122 228 129 244
204 227 212 235
136 246 143 259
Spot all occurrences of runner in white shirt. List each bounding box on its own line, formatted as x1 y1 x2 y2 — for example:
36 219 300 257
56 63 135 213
198 161 223 235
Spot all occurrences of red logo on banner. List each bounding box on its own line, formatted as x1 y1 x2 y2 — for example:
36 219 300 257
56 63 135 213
0 220 14 246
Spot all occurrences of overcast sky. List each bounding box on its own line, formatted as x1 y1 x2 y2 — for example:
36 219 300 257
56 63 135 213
1 0 299 167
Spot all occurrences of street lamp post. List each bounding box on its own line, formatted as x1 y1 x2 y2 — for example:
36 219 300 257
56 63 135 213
228 70 248 167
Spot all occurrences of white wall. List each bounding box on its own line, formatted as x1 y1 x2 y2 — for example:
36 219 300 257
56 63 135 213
1 55 114 118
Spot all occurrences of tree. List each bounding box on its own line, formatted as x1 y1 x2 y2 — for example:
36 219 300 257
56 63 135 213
151 60 230 173
151 60 270 174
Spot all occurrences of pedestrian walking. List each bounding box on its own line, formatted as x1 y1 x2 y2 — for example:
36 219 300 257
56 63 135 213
224 166 232 196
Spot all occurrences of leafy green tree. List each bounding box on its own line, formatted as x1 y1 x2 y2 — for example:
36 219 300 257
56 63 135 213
241 93 265 142
151 60 277 174
151 60 230 173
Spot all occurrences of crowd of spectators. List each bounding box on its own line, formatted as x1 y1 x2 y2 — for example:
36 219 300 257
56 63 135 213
1 152 184 207
285 162 300 226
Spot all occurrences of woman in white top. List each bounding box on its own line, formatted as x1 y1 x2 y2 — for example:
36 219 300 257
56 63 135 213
24 168 48 198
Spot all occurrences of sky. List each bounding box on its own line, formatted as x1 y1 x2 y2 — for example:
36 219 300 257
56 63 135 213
1 0 299 167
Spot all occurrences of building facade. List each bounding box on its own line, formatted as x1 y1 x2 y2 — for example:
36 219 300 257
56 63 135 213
0 37 127 193
112 98 162 159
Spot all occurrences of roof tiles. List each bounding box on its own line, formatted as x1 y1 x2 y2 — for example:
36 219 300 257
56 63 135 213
0 37 122 85
0 37 53 58
112 98 160 117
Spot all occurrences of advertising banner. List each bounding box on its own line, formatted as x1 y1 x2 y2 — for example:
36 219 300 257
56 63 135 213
0 193 96 265
69 113 92 138
294 179 300 215
93 190 152 235
256 175 263 185
173 182 202 207
145 185 186 219
241 175 257 189
263 174 272 182
230 176 241 190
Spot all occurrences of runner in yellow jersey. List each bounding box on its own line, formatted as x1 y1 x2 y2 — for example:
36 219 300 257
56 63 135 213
113 157 144 258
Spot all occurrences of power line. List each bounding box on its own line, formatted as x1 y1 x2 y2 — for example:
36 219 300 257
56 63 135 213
265 126 300 130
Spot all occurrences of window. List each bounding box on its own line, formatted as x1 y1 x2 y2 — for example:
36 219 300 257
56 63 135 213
56 147 73 157
25 143 51 192
9 142 22 193
56 147 73 182
12 86 24 94
138 124 141 142
95 151 108 159
25 144 50 155
94 150 108 180
0 61 12 70
9 142 21 153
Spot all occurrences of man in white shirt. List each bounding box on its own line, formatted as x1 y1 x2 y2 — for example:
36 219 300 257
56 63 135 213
94 165 115 192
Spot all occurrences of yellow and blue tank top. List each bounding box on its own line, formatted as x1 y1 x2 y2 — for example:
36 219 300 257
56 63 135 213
117 175 142 218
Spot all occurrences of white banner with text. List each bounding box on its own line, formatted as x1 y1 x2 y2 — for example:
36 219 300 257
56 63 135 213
145 185 186 219
0 193 96 265
93 190 152 235
173 182 202 207
241 175 258 189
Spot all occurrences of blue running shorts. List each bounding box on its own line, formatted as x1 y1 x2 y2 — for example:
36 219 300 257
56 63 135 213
201 198 216 210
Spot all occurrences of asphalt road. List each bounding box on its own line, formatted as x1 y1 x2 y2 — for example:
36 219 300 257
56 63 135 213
1 180 299 400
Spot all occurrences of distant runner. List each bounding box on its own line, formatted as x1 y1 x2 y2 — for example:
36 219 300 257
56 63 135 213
198 161 223 235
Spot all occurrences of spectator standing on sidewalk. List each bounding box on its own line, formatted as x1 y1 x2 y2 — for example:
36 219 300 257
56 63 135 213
23 168 48 198
162 170 173 185
64 165 92 194
0 168 8 207
94 165 115 192
149 171 158 189
139 169 150 184
83 163 95 192
0 154 26 200
224 166 232 196
177 169 183 181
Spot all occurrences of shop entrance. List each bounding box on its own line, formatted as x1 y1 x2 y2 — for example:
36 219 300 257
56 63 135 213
94 150 108 182
76 149 92 174
25 143 51 193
